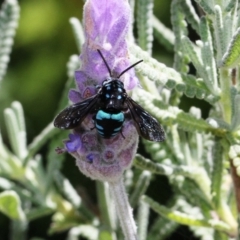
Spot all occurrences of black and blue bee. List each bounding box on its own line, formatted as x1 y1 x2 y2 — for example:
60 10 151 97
54 50 165 142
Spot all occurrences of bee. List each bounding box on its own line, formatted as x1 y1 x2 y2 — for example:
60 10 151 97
54 50 165 142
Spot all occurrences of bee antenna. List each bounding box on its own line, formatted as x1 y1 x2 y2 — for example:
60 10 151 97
97 49 112 77
117 60 143 78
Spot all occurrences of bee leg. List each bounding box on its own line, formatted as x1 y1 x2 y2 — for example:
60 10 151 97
90 126 96 131
90 115 96 131
120 130 125 139
55 147 66 154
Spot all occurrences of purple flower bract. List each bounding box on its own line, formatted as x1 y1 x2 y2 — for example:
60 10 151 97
64 0 140 182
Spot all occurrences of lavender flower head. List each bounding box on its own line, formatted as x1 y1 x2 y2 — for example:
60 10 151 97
65 0 139 182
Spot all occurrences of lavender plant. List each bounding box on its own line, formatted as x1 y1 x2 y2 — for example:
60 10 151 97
0 0 19 82
1 0 240 239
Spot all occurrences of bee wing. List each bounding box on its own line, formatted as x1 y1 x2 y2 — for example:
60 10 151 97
54 94 100 129
125 97 165 142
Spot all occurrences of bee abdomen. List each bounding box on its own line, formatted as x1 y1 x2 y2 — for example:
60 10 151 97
95 110 124 138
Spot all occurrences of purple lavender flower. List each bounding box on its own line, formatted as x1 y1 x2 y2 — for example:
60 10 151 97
64 0 139 182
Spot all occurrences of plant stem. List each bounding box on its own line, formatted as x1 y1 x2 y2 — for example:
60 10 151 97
97 181 116 240
219 68 231 124
230 159 240 211
108 178 138 240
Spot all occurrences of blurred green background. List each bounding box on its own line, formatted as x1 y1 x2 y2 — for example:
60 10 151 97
0 0 200 239
0 0 84 141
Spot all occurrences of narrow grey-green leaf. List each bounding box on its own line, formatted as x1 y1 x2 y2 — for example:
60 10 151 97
181 36 217 95
130 44 214 100
231 87 240 130
26 207 54 221
220 27 240 68
225 0 237 12
195 0 214 15
211 138 223 209
143 196 230 231
134 154 200 178
213 5 226 61
4 107 22 158
11 101 28 159
98 231 113 240
180 0 200 34
181 36 205 76
130 170 151 207
0 190 25 220
137 201 149 240
152 15 174 52
148 216 178 240
136 0 154 54
69 18 85 53
133 89 224 136
0 0 20 82
199 17 218 93
171 0 189 71
23 123 58 166
67 225 99 240
214 230 229 240
54 172 81 209
96 181 116 235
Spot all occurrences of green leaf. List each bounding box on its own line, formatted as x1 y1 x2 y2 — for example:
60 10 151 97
148 216 178 240
54 172 81 209
67 54 81 79
143 196 230 231
136 0 154 54
180 0 200 34
152 15 174 52
199 17 218 93
225 0 238 12
129 43 181 84
11 101 28 159
170 0 189 71
134 154 200 178
133 89 224 136
4 106 24 159
98 231 113 240
213 5 226 61
0 190 25 220
214 230 229 240
181 36 205 78
69 17 85 53
195 0 214 15
0 131 10 160
130 44 215 100
130 170 151 207
97 181 116 234
26 207 54 221
181 35 219 95
174 178 212 211
220 27 240 68
67 225 99 240
0 0 20 82
230 87 240 130
23 122 58 166
137 201 149 240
